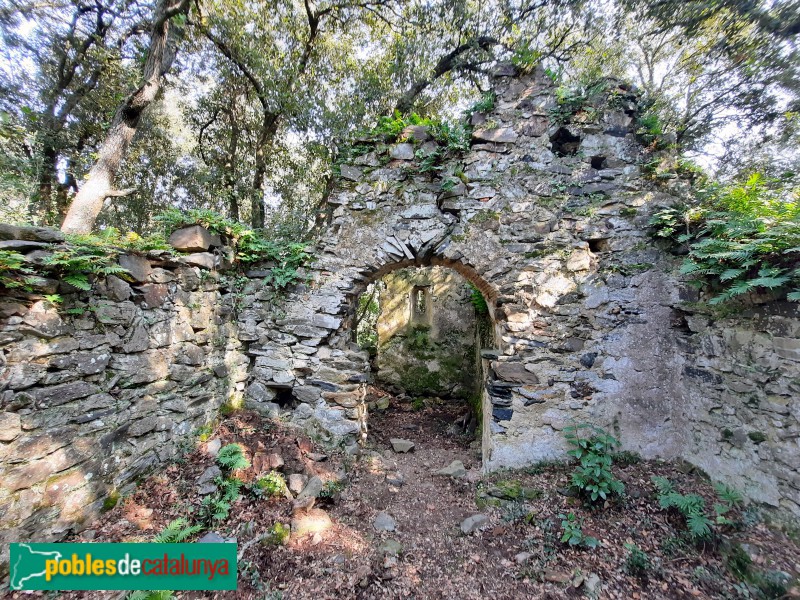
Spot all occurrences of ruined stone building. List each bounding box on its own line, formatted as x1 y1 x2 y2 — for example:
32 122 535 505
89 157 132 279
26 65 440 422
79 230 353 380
0 65 798 558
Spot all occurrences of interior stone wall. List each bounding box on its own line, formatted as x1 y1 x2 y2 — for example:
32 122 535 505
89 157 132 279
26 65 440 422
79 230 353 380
374 266 480 398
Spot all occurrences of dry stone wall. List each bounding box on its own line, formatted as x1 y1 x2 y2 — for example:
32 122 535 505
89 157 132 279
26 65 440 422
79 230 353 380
0 235 249 562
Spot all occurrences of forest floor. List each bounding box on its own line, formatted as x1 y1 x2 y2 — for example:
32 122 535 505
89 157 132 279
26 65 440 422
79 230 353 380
16 388 800 600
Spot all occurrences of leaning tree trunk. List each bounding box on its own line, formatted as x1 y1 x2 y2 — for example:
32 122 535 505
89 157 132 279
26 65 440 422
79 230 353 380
61 0 189 234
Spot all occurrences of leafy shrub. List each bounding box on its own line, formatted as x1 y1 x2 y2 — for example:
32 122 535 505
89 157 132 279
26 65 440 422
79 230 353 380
558 512 599 548
216 443 250 471
650 173 800 304
152 518 203 543
623 543 652 578
564 423 625 502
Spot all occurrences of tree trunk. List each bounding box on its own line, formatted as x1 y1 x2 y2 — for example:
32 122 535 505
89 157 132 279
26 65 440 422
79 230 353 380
61 0 189 234
250 115 278 229
36 146 57 224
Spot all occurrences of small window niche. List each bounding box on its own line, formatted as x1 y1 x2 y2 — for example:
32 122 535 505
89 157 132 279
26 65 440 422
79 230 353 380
411 285 431 323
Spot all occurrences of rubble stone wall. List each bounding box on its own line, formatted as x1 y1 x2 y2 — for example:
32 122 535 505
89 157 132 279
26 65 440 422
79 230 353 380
0 250 249 558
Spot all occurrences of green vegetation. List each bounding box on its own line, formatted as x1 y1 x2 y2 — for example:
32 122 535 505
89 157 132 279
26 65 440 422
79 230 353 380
467 91 496 115
559 512 599 548
262 522 290 546
198 476 243 525
253 472 287 498
319 479 345 499
152 518 204 543
156 208 312 289
651 174 800 304
651 477 743 542
563 423 625 502
216 443 251 471
623 543 653 578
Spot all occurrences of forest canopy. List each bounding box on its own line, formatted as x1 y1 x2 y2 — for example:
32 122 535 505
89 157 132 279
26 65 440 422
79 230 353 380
0 0 798 235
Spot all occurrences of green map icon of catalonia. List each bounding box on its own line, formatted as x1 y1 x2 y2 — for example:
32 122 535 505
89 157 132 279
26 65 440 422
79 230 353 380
10 544 63 590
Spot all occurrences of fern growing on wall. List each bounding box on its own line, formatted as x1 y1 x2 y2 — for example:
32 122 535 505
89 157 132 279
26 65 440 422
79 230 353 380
650 173 800 304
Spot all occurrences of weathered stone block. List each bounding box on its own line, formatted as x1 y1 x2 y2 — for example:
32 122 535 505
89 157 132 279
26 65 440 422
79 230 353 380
32 381 101 407
472 127 518 143
118 254 153 283
169 225 214 252
0 412 21 441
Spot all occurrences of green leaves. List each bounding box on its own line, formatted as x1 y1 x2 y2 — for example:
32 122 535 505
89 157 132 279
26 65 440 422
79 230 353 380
563 423 625 503
216 443 250 471
558 512 599 549
651 174 800 303
152 518 203 543
652 476 744 542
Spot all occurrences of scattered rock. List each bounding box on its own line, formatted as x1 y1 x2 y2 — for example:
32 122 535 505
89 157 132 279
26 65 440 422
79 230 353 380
291 508 333 537
196 465 222 495
583 572 602 596
386 472 405 487
373 512 396 532
544 569 572 584
514 552 532 564
288 474 307 495
436 460 467 478
205 438 222 457
297 476 323 500
379 539 403 556
390 438 415 453
460 514 489 534
306 452 327 462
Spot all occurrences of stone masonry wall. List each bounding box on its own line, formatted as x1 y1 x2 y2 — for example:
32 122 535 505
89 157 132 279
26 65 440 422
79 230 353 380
0 237 249 564
673 302 800 517
375 266 480 398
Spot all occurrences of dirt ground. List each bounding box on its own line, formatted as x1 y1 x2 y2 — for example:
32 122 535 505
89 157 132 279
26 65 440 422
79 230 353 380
9 388 800 600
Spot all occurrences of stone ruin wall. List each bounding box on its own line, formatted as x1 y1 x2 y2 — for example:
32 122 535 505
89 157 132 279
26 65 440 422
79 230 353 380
1 65 798 557
375 266 482 399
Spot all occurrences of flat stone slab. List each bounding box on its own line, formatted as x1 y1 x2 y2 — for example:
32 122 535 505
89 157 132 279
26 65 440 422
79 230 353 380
373 512 396 532
436 460 466 478
460 514 489 534
390 438 415 453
